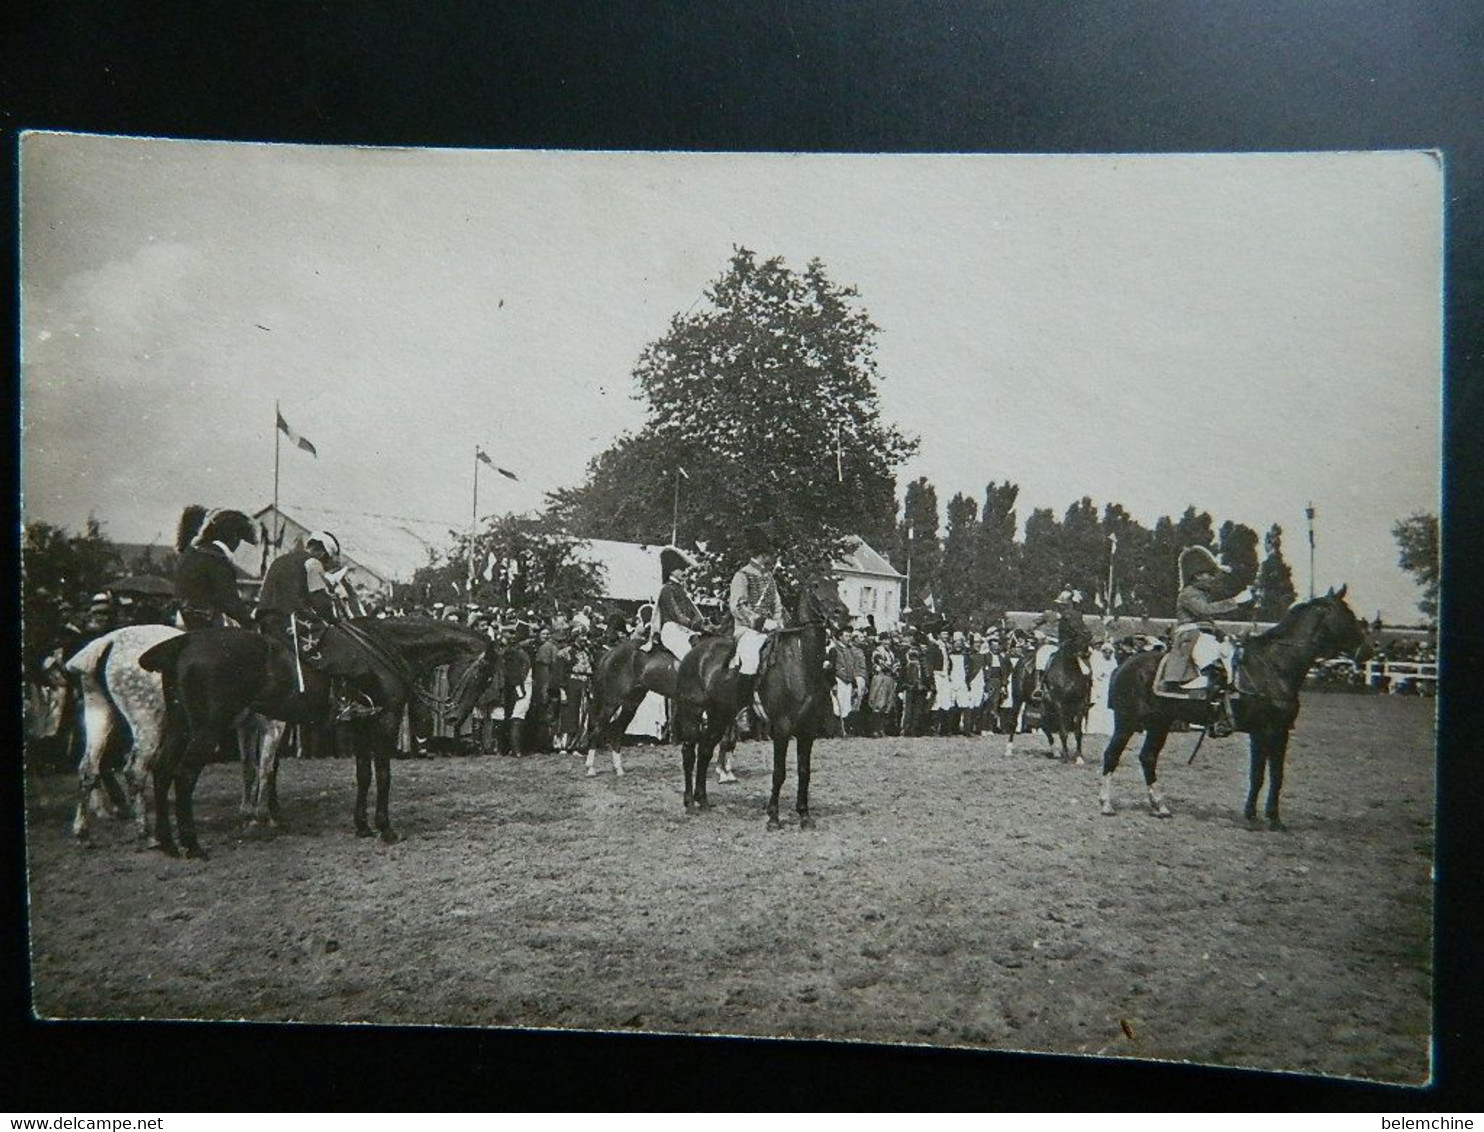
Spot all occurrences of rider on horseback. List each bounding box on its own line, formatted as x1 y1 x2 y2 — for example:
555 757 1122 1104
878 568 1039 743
729 524 784 679
1164 545 1255 738
656 546 709 662
1036 589 1093 677
173 505 257 630
257 529 378 719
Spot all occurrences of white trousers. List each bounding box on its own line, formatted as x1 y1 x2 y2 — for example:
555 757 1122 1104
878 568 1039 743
735 628 768 675
1191 633 1236 673
660 621 697 661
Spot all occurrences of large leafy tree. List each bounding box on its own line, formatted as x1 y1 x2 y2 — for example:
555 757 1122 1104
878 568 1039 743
22 518 120 668
411 514 607 615
938 492 981 620
977 480 1021 617
1255 523 1299 620
895 475 942 609
548 248 916 578
1392 512 1439 622
1218 520 1262 591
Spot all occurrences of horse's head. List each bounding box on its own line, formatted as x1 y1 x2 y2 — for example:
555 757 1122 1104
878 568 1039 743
446 639 502 728
1316 584 1367 656
796 573 850 630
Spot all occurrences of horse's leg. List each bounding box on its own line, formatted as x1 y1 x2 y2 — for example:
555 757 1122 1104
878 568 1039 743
72 672 115 840
1244 732 1269 828
352 723 374 837
766 733 789 831
693 716 719 810
253 718 288 828
373 719 399 843
717 721 738 783
1099 720 1137 816
1138 726 1173 818
1072 713 1085 766
173 756 210 860
239 720 259 821
1265 729 1290 830
796 734 814 830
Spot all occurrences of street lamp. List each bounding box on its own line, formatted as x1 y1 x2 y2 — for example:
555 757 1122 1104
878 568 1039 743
1304 503 1316 600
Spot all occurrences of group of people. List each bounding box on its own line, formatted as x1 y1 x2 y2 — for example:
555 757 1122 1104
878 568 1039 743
28 501 1266 764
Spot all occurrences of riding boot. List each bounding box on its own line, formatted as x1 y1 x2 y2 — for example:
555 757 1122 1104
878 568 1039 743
1204 668 1235 738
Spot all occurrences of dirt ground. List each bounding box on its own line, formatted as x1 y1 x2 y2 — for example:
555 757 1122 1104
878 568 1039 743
24 693 1434 1084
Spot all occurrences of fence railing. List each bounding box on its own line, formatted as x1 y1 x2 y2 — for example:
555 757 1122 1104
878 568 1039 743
1363 660 1437 692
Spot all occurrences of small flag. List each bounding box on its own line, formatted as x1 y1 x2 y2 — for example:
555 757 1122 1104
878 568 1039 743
924 594 936 613
508 556 520 578
276 411 318 457
677 466 690 480
477 448 520 481
483 551 497 582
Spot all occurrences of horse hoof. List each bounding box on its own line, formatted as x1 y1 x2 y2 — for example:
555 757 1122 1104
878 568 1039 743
1074 757 1085 766
1153 808 1172 819
158 842 181 858
355 825 375 838
614 769 625 778
585 768 598 778
379 829 401 845
1100 803 1115 817
1268 818 1286 833
767 818 783 831
184 845 210 861
799 815 815 830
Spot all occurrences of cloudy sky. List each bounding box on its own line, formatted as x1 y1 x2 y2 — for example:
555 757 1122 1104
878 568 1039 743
21 136 1441 620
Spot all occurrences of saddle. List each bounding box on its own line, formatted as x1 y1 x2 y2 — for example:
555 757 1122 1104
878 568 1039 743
1153 647 1245 701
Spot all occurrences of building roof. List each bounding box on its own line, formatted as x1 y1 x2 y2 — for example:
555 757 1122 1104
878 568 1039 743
833 536 904 580
252 505 459 584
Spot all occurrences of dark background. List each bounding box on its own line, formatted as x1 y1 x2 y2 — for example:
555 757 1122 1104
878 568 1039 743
5 1 1481 1111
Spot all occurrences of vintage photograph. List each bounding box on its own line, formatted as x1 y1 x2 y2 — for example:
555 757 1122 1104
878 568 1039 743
20 134 1440 1082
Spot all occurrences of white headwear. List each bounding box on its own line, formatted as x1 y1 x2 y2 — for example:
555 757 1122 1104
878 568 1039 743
308 530 341 558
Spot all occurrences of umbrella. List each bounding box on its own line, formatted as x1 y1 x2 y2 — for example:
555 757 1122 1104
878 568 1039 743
103 574 174 597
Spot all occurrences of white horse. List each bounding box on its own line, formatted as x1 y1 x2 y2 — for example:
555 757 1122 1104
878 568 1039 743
65 624 284 845
65 624 181 841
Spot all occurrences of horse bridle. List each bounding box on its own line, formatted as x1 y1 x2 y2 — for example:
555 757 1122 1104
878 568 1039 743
414 646 496 717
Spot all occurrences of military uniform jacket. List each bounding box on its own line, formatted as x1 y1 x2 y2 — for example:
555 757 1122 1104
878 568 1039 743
657 581 704 630
175 543 251 626
729 562 783 632
1175 583 1243 629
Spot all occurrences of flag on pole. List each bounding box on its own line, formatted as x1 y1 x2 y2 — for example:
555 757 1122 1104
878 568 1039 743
477 448 519 480
677 466 690 480
276 411 318 457
483 551 497 582
924 594 936 612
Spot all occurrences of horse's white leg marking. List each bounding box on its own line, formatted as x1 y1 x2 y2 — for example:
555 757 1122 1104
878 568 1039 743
1147 783 1171 818
585 749 598 777
1099 771 1115 816
611 749 625 778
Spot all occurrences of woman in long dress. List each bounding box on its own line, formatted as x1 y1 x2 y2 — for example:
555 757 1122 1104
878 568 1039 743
1085 640 1119 735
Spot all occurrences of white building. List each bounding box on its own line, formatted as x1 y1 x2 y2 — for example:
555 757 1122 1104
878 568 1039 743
833 536 906 631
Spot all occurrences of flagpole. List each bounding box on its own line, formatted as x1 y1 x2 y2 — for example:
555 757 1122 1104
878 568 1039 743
1305 503 1316 600
1107 532 1117 616
672 469 680 546
470 447 480 591
272 400 281 566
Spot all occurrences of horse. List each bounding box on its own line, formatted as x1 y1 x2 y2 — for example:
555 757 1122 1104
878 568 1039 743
1031 646 1092 764
1002 652 1039 754
581 639 679 778
673 573 849 829
1099 586 1366 828
64 623 181 841
581 631 739 780
139 617 498 857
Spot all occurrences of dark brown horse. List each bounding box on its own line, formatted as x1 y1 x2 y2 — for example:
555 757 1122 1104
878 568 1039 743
1035 646 1092 764
674 573 848 829
581 639 682 777
139 617 498 857
1099 587 1365 828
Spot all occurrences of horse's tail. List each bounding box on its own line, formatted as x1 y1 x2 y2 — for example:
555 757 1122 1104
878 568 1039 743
138 635 192 676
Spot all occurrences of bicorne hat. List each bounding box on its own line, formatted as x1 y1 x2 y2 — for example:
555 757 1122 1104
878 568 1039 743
659 545 694 582
743 524 777 558
1178 545 1230 588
